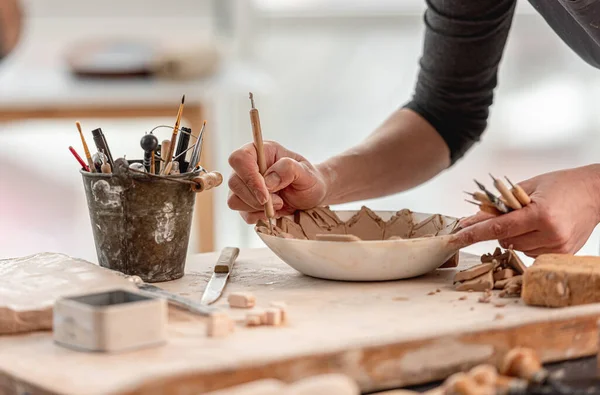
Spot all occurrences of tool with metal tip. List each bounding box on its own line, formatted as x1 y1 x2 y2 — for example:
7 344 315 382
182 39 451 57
490 173 522 210
505 176 532 206
200 247 240 305
249 92 275 233
188 121 206 173
465 199 502 216
161 94 185 175
91 128 114 167
464 191 492 206
75 122 96 173
100 150 112 174
474 179 511 213
140 133 158 173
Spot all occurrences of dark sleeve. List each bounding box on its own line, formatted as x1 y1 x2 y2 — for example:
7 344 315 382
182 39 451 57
404 0 517 164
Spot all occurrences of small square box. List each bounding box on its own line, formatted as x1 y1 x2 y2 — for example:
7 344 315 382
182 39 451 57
53 289 167 352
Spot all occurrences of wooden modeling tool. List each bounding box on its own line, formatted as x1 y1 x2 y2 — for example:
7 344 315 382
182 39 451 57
68 146 90 172
100 150 112 174
474 179 510 213
160 139 171 174
505 176 531 206
76 122 96 173
490 174 522 210
465 200 502 216
249 92 274 233
464 191 492 206
151 150 156 174
161 94 185 175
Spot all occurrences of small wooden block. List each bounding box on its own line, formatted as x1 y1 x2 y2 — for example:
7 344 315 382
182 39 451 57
265 308 282 326
207 312 235 338
245 314 263 327
228 292 256 308
521 254 600 307
454 262 494 283
270 301 288 324
455 271 494 292
493 268 515 281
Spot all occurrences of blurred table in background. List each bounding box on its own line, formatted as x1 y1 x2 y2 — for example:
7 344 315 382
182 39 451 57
0 65 218 253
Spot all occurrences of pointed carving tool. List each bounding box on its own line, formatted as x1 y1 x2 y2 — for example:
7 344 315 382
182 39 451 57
200 247 240 305
505 176 532 206
490 173 522 210
249 92 274 233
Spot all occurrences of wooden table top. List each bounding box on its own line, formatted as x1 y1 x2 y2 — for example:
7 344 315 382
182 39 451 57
2 248 600 395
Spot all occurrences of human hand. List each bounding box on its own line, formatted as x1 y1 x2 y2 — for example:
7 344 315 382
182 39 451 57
227 141 329 223
451 165 600 257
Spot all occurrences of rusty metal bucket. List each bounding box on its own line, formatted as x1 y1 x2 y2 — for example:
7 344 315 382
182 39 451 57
81 166 201 282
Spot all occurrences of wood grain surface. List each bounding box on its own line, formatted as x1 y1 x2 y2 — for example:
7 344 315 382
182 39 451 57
1 249 600 395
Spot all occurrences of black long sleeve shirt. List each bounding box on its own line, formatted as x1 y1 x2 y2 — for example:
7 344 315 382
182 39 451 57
404 0 600 164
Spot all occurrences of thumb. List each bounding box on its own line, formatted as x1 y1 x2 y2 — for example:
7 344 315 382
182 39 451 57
263 157 315 193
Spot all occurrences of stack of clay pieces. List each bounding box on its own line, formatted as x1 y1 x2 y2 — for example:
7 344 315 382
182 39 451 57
256 206 459 241
454 247 526 296
522 254 600 308
226 292 287 328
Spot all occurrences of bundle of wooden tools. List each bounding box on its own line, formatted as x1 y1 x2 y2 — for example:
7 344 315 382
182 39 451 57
465 175 531 215
68 94 222 193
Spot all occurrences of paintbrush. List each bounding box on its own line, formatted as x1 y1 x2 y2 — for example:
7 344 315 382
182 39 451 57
161 94 185 175
76 122 96 173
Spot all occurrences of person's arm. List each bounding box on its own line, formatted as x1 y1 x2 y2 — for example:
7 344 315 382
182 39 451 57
318 0 518 205
227 0 518 223
0 0 23 59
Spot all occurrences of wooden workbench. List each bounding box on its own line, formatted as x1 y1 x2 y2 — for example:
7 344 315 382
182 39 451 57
2 248 600 395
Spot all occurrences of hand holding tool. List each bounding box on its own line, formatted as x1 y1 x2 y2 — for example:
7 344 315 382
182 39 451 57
490 174 522 210
505 177 532 206
200 247 240 305
249 92 275 233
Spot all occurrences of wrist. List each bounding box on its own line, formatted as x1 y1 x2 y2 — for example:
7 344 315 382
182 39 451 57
315 160 337 206
588 163 600 224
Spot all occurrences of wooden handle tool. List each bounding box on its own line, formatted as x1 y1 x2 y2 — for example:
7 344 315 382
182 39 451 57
490 174 522 210
191 171 223 192
160 139 171 174
465 200 502 216
214 246 240 273
161 94 185 175
505 177 531 206
249 92 275 232
75 122 96 173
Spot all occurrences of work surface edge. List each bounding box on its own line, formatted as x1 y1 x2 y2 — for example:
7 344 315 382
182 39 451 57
2 248 600 395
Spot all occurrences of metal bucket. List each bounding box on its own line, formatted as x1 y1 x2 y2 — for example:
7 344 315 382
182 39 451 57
81 167 200 282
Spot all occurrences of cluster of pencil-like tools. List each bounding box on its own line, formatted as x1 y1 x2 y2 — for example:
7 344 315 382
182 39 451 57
68 95 222 193
465 175 531 216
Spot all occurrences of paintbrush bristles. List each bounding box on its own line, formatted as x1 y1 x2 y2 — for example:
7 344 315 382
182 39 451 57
160 95 186 175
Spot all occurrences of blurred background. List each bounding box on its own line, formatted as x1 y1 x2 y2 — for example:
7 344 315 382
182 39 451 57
2 0 600 264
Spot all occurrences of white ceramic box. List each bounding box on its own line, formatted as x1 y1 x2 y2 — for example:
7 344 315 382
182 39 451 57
53 289 167 352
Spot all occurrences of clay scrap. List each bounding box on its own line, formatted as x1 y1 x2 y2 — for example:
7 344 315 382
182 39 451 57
256 206 457 242
454 247 526 296
522 254 600 308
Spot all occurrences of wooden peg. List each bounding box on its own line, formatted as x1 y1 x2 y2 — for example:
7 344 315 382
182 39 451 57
500 347 543 382
191 172 223 192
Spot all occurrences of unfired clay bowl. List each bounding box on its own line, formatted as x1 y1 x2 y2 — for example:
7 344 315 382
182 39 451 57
257 210 460 282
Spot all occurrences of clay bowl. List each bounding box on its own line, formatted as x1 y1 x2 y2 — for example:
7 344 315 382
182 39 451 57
257 210 460 282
